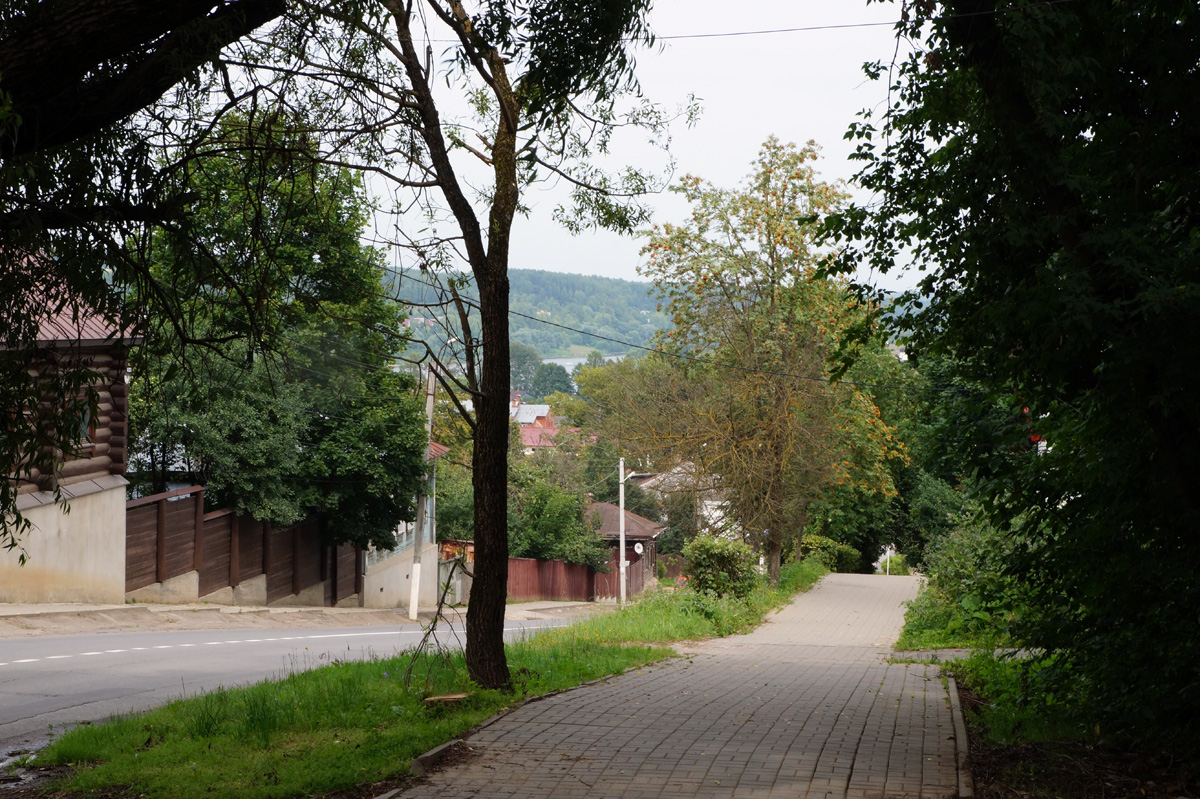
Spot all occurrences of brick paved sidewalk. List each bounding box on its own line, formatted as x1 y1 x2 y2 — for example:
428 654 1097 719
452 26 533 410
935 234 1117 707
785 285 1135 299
400 574 959 799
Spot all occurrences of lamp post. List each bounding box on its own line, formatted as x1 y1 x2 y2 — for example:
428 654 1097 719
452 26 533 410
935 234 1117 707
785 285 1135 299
409 338 455 621
619 457 627 605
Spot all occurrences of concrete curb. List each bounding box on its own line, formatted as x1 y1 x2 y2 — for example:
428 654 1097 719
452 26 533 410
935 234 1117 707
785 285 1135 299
947 676 974 798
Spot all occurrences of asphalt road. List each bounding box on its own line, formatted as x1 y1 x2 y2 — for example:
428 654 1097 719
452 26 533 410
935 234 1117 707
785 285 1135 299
0 619 565 762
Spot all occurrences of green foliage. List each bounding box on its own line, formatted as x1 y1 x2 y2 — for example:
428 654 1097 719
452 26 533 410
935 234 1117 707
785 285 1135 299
682 535 757 599
129 127 426 549
527 362 573 400
824 0 1200 751
876 553 910 576
949 652 1086 746
656 490 700 555
895 501 1025 651
508 478 607 570
434 459 474 542
798 534 861 574
510 341 542 391
507 452 608 570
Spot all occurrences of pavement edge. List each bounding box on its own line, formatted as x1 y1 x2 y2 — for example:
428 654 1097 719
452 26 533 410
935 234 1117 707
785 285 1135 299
947 676 974 798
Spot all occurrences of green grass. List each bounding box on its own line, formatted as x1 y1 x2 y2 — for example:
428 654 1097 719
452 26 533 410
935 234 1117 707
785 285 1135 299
894 582 1008 651
947 651 1085 745
38 559 828 799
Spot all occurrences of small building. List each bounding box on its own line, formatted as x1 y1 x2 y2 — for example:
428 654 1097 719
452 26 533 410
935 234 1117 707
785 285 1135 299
1 304 134 603
586 501 664 599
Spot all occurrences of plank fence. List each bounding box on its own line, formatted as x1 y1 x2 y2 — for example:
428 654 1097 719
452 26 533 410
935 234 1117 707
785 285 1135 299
126 486 360 606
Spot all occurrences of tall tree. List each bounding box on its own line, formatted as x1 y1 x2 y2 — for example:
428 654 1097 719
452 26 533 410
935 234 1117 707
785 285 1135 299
509 342 543 392
131 123 426 549
824 0 1200 747
193 0 679 688
581 140 904 582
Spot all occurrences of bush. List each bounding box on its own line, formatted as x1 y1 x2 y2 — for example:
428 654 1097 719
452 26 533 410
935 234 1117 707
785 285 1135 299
876 553 911 575
656 559 666 580
681 535 757 598
799 534 861 573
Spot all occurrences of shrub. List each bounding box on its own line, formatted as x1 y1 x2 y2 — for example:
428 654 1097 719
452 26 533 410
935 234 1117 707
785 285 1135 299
876 553 911 575
656 559 666 580
799 534 860 573
681 535 757 598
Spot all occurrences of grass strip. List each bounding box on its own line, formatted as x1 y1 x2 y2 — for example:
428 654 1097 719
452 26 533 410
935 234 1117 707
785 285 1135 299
38 558 827 799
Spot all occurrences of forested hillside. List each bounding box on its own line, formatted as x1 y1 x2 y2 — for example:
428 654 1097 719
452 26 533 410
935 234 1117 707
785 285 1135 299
388 268 668 356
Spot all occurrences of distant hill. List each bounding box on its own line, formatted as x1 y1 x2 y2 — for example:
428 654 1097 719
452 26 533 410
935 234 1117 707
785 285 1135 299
388 268 669 357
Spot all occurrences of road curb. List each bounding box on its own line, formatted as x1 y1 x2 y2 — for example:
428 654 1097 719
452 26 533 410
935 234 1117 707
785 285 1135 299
947 676 974 798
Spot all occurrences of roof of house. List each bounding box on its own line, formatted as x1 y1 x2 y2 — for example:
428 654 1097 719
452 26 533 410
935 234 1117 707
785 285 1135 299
36 303 122 345
512 404 551 425
586 501 665 540
520 425 559 449
427 441 451 460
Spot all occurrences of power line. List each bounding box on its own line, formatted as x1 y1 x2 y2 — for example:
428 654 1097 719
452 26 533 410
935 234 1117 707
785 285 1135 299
384 265 962 394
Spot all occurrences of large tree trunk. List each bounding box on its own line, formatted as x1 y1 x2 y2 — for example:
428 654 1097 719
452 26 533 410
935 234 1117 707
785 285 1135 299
463 45 520 690
465 268 511 688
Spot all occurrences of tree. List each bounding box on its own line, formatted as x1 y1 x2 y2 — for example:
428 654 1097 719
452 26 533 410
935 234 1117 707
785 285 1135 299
823 0 1200 749
202 0 678 689
582 140 904 583
528 362 573 400
510 342 543 392
6 0 679 689
1 1 284 553
130 126 426 549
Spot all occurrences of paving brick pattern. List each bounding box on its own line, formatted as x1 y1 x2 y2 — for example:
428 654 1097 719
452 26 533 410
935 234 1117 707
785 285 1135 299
402 574 958 798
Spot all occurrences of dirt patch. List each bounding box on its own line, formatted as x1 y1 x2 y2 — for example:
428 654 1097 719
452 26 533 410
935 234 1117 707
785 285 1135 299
957 682 1200 799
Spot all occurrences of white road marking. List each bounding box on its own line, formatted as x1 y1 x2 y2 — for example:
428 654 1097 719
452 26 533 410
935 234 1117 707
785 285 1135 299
0 621 563 669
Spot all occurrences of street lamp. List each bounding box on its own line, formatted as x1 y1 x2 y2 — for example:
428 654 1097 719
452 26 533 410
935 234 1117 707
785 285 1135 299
409 337 457 621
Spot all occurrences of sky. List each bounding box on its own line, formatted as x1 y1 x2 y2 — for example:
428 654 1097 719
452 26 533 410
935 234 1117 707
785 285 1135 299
505 0 915 292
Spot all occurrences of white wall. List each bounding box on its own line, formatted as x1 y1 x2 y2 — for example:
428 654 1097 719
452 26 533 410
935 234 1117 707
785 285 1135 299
361 540 441 609
1 486 127 604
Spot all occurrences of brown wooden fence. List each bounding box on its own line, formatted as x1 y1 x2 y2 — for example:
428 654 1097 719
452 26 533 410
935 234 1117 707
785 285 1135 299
126 487 360 605
125 486 204 593
507 557 594 602
593 547 645 600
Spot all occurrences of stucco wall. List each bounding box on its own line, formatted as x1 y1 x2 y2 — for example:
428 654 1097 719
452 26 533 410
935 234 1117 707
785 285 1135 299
0 486 127 604
362 541 440 609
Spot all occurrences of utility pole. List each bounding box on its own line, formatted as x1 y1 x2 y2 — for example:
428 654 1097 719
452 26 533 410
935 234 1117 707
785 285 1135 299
619 457 627 605
409 360 437 621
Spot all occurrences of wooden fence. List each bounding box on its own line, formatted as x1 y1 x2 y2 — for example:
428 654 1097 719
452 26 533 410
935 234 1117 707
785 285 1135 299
593 546 645 601
507 557 594 602
126 487 360 605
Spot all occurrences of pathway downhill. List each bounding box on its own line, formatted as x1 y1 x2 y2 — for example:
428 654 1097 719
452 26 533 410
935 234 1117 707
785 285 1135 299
402 573 959 799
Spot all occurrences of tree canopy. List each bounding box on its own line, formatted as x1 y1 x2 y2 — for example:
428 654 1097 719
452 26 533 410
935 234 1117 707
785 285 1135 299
130 125 426 550
824 0 1200 749
578 139 906 582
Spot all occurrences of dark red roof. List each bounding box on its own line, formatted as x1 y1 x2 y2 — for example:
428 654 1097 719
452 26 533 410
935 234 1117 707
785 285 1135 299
427 441 451 460
586 501 665 540
36 304 120 345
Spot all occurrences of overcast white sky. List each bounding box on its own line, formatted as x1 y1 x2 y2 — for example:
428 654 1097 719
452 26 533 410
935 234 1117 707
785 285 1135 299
506 0 915 292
